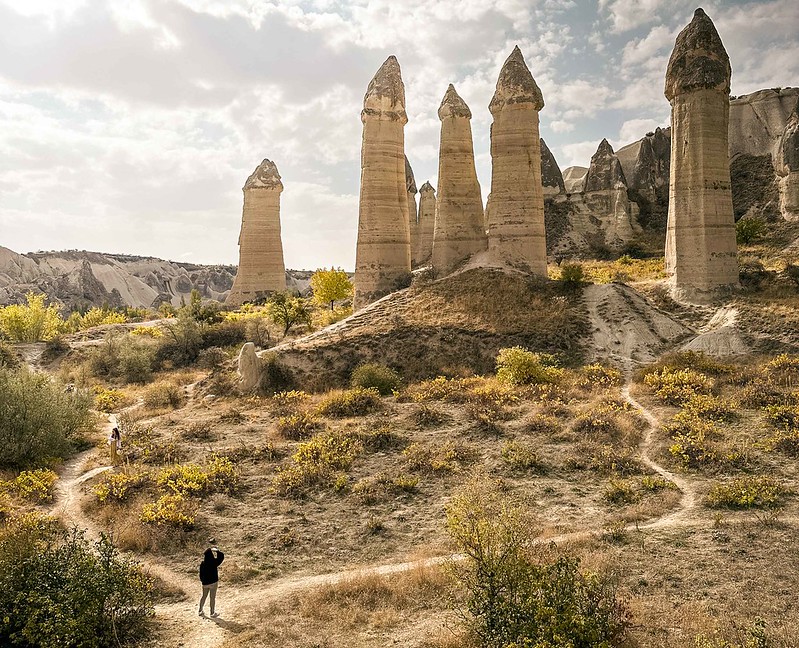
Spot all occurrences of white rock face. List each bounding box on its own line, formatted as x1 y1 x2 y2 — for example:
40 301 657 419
562 167 588 194
406 156 420 267
354 56 411 310
664 8 738 302
227 159 287 306
237 342 261 392
486 46 547 276
777 104 799 220
432 85 487 275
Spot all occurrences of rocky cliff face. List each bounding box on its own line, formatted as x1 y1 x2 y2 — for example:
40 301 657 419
540 138 565 196
0 246 238 310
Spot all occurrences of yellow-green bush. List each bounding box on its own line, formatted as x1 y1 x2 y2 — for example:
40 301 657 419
316 387 381 418
156 456 237 497
351 472 419 504
76 307 127 329
643 367 713 405
350 363 402 395
639 476 676 493
762 353 799 386
275 412 323 440
496 347 562 386
130 326 163 338
0 292 63 342
272 430 364 497
681 394 735 422
576 363 622 388
501 440 545 473
704 476 787 509
140 493 195 529
269 390 311 416
403 440 478 473
94 387 129 413
603 478 640 505
94 470 150 503
143 381 185 409
11 469 58 502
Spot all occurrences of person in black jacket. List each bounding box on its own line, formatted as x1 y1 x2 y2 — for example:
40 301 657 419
198 538 225 617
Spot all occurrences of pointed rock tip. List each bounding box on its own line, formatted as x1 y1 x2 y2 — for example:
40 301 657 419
490 46 544 112
405 156 417 194
597 138 614 153
438 84 472 119
420 181 435 193
665 7 730 100
363 55 406 115
244 158 282 190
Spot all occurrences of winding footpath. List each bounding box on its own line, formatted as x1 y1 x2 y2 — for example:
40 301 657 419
47 378 705 647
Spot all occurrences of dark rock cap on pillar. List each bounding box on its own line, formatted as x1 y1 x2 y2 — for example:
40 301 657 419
665 8 731 100
363 55 407 122
438 84 473 120
489 46 544 113
244 159 283 191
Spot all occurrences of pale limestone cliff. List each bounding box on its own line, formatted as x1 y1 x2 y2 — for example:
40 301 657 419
777 103 799 220
227 159 287 306
406 156 420 266
417 182 436 265
562 166 588 193
665 8 738 302
354 56 411 309
540 138 565 197
432 84 487 275
486 46 547 275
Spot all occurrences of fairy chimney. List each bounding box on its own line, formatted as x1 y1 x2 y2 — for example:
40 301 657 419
354 56 411 310
664 8 738 301
227 159 286 306
417 182 436 265
406 156 420 266
432 84 487 275
486 46 547 275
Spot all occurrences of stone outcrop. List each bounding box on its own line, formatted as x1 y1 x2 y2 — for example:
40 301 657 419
630 128 671 200
354 56 411 310
227 159 287 306
540 138 565 197
664 8 738 302
406 156 420 266
237 342 261 392
416 182 436 265
777 103 799 220
486 46 547 275
431 84 487 274
562 166 588 193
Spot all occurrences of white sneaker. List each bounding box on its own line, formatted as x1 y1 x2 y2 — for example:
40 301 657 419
210 612 219 618
199 610 205 616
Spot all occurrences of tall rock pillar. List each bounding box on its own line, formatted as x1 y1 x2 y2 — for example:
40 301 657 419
406 156 420 266
417 182 436 265
777 104 799 221
432 84 487 275
354 56 411 310
227 159 286 306
664 8 738 301
486 46 547 276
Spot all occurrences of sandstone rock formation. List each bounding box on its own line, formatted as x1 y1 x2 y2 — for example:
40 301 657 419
0 246 236 310
486 46 547 275
416 182 436 266
540 138 565 197
406 156 420 266
664 8 738 302
354 56 411 309
237 342 261 392
431 84 487 274
777 103 799 220
227 159 287 306
562 167 588 193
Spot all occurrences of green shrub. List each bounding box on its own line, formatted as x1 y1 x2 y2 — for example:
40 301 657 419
763 404 799 429
588 444 644 476
94 470 150 503
197 346 228 370
140 493 196 529
603 478 640 505
351 472 418 504
275 412 323 440
736 216 766 245
0 513 153 645
559 262 585 286
0 367 93 469
350 363 401 395
682 394 735 422
643 367 713 405
403 441 478 473
0 292 63 342
639 476 676 493
316 387 381 418
0 341 19 368
501 440 545 473
446 477 630 647
762 353 799 386
93 387 129 413
86 333 157 384
496 347 562 386
143 381 185 409
705 476 787 509
576 363 622 388
156 455 237 497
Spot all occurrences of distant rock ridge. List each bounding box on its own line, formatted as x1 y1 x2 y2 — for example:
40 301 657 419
583 139 627 192
540 138 565 196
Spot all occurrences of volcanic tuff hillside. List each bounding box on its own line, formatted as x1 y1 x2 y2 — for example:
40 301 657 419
0 246 312 311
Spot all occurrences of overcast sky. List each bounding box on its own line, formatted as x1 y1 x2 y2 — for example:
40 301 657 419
0 0 797 270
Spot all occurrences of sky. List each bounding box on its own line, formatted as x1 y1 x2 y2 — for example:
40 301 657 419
0 0 797 270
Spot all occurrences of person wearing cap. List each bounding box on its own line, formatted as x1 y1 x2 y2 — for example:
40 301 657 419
198 538 224 617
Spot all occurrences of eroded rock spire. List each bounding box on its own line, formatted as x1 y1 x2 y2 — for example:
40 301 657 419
417 182 436 265
664 8 738 302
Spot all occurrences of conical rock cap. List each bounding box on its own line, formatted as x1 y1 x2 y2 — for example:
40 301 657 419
438 84 472 120
244 159 283 191
363 55 407 120
490 46 544 113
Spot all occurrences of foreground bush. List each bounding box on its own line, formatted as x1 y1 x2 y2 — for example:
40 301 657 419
143 381 185 409
350 363 401 395
705 476 788 509
0 292 62 342
316 387 381 418
496 347 562 386
643 367 713 405
0 513 153 646
446 477 630 647
0 367 93 469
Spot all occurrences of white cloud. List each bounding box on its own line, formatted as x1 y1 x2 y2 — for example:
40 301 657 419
617 117 667 145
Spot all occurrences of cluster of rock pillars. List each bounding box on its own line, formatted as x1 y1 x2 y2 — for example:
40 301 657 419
227 8 799 309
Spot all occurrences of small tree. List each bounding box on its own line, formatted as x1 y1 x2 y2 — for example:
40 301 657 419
736 217 766 245
266 292 312 337
0 292 63 342
310 267 353 311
